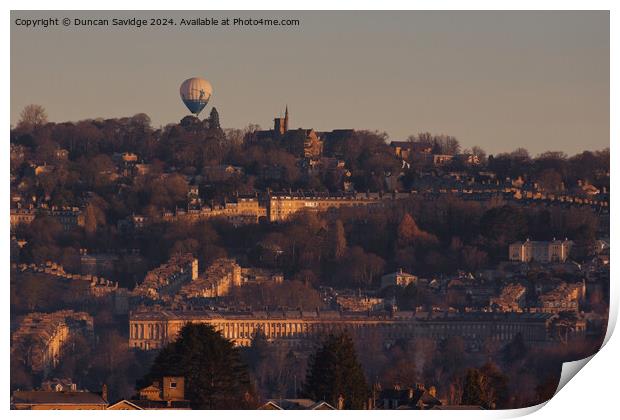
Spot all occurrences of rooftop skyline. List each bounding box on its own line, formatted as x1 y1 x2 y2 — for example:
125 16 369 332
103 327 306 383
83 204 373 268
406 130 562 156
11 10 609 155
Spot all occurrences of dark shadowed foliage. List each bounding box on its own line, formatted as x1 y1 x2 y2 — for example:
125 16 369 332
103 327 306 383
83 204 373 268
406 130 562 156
141 323 255 409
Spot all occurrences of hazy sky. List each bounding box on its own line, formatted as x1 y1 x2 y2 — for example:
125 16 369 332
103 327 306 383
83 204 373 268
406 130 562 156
11 11 609 155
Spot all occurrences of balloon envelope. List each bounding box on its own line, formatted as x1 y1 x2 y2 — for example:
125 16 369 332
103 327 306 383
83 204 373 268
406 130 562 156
180 77 212 116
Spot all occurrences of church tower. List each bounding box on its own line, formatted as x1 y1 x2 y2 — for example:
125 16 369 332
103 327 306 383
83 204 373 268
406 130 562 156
284 105 289 132
273 105 289 136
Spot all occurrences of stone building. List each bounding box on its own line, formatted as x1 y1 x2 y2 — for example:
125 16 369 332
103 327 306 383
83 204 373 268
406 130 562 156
388 141 455 167
490 283 527 312
532 282 585 314
12 261 120 299
266 191 397 222
41 378 78 392
380 269 418 289
251 107 323 158
111 376 192 409
376 384 442 410
10 207 36 229
79 250 119 277
274 105 289 136
179 258 242 298
286 128 323 158
47 207 86 231
10 206 85 231
162 195 266 226
240 267 284 285
336 294 385 312
11 310 94 375
128 309 555 350
509 239 573 263
389 141 432 161
12 390 108 410
133 254 198 301
138 377 186 402
162 191 413 225
411 153 454 167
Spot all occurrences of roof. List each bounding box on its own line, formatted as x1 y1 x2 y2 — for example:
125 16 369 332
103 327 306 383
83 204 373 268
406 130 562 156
130 309 555 323
378 387 442 409
12 391 107 406
126 399 191 409
260 399 335 410
107 400 144 410
138 384 160 393
382 270 417 278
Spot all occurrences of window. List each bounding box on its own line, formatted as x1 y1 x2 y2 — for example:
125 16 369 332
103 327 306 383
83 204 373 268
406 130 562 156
170 382 177 389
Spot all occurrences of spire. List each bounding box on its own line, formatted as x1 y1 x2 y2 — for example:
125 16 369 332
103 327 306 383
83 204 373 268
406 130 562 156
284 105 289 132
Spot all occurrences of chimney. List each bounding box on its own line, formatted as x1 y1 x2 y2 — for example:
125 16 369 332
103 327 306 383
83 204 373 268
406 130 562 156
101 384 108 402
337 394 345 410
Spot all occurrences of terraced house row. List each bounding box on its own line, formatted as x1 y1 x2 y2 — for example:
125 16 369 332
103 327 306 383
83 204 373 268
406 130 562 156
128 309 559 350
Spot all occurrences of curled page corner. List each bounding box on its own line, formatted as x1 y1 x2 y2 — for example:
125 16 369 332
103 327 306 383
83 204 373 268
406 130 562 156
602 297 618 348
554 354 595 396
494 401 549 418
494 355 598 419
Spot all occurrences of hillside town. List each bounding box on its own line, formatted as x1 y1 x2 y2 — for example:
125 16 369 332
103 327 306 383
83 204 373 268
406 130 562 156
10 106 609 410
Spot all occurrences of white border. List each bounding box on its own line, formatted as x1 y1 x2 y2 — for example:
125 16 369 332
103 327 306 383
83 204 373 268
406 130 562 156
3 2 617 420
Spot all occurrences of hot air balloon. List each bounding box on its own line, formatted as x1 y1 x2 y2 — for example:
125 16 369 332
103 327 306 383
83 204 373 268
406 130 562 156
179 77 213 116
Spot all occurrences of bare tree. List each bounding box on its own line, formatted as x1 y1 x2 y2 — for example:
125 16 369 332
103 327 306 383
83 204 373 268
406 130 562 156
471 146 487 161
224 128 245 145
18 104 48 131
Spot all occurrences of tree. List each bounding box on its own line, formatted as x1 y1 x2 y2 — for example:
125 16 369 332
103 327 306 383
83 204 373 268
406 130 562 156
230 280 324 310
244 334 304 401
303 332 369 409
331 219 347 260
397 213 418 246
397 213 438 248
434 337 465 378
502 332 528 365
460 363 509 409
224 128 244 145
208 107 221 130
131 113 151 128
480 205 528 248
461 368 485 407
336 246 385 288
461 245 488 271
84 202 106 236
142 323 255 409
407 132 460 155
471 145 487 162
18 104 48 131
536 168 563 192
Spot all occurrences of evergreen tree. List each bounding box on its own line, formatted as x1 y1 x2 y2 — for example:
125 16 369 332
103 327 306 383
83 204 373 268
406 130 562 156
141 323 255 409
502 332 528 365
461 368 486 407
460 364 509 409
208 107 221 130
303 332 369 409
243 327 269 378
479 362 509 408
